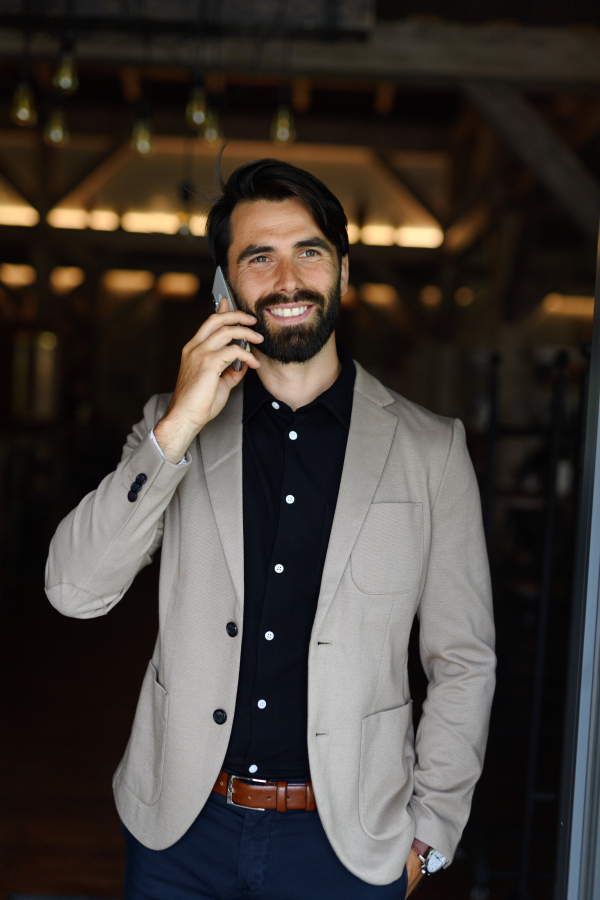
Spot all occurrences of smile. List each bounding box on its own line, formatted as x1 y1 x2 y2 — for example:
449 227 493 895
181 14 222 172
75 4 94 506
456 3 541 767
267 303 314 325
270 306 309 318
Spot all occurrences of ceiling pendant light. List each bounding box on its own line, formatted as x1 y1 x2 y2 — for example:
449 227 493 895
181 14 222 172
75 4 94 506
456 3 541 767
187 86 207 129
132 117 153 156
11 79 37 127
43 96 69 147
186 70 207 130
53 47 78 95
271 88 296 145
132 88 154 157
203 98 221 144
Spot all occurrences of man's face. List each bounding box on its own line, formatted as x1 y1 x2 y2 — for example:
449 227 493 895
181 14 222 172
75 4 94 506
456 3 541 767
226 197 349 364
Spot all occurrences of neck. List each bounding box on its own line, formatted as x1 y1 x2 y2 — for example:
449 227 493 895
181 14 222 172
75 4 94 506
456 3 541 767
253 334 342 410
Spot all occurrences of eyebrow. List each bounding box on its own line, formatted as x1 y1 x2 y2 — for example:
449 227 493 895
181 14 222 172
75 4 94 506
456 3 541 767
236 237 333 265
236 244 275 264
294 237 332 253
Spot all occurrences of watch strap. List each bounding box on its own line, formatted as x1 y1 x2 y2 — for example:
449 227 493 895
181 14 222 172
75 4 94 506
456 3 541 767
411 839 430 876
411 838 430 857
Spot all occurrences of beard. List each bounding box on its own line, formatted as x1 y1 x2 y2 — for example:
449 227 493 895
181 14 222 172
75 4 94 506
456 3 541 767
232 272 342 364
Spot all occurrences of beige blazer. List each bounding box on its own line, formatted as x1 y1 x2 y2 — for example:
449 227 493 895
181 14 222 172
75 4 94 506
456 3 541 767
45 362 495 886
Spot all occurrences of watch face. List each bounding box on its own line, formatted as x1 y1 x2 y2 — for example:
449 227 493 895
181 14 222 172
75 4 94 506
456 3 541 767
426 850 446 874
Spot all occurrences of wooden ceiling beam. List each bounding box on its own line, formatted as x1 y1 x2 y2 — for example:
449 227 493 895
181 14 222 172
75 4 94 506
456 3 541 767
0 224 439 270
1 21 600 88
0 111 446 155
55 141 133 210
0 150 38 210
465 81 600 238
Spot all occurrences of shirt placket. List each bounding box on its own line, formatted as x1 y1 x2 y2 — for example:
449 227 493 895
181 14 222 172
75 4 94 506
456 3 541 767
243 403 300 776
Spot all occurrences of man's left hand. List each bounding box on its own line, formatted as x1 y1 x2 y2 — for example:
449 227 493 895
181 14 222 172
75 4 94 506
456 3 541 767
406 849 425 897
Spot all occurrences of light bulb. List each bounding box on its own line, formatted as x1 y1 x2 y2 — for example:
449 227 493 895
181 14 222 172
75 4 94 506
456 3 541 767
132 118 154 156
44 108 69 146
186 87 206 129
53 52 78 95
203 109 221 144
271 105 295 145
178 214 195 241
11 81 37 127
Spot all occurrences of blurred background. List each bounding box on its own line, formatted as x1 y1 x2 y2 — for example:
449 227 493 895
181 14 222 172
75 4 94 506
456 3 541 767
1 2 599 899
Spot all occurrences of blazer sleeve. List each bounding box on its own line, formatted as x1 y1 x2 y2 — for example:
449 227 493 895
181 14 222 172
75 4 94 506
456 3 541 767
409 418 496 863
45 394 191 619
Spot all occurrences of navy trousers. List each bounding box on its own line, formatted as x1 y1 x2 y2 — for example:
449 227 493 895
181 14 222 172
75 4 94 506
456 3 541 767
122 790 408 900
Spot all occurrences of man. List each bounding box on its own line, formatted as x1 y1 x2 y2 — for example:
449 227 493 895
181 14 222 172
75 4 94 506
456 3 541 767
46 159 496 900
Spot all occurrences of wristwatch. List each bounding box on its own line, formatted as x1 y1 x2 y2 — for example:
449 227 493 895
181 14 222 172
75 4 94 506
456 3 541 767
411 839 447 875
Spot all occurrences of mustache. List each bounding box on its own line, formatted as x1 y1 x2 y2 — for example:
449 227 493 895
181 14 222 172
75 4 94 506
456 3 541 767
254 289 326 315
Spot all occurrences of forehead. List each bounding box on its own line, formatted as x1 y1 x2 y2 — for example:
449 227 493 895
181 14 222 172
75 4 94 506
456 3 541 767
229 197 326 246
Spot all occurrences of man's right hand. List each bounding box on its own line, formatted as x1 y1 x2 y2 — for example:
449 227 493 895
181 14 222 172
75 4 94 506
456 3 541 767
153 298 263 462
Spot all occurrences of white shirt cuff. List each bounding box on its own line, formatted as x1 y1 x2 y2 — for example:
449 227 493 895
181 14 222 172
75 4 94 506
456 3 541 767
150 428 188 466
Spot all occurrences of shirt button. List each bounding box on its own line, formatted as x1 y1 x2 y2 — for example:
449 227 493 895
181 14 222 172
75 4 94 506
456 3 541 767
271 401 280 410
289 430 298 440
257 699 267 709
285 494 295 504
249 764 258 774
265 631 274 640
274 563 284 573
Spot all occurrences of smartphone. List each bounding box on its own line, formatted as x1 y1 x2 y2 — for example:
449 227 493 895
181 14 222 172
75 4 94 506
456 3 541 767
212 266 250 372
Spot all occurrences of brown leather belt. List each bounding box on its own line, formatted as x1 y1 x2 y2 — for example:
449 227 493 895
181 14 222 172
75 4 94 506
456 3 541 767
213 770 316 812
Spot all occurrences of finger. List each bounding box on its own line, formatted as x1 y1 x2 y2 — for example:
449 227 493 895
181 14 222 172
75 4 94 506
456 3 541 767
216 297 238 319
212 343 261 373
191 309 257 346
204 325 264 351
220 359 249 389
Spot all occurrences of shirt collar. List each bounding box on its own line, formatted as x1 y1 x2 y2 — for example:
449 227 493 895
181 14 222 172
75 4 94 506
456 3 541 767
242 346 355 429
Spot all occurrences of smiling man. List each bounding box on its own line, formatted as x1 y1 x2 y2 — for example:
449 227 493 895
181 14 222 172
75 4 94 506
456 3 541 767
45 159 496 900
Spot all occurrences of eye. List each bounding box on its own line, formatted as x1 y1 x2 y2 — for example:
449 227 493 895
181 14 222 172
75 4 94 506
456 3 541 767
300 249 318 257
252 255 269 263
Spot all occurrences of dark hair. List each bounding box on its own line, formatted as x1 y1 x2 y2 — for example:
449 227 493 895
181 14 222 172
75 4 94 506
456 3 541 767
206 157 349 273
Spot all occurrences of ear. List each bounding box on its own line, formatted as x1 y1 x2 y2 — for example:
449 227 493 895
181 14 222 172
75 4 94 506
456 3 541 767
340 254 349 298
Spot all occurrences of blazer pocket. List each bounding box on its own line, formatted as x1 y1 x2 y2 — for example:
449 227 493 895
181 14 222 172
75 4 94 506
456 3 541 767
122 660 169 806
359 702 415 840
351 502 423 594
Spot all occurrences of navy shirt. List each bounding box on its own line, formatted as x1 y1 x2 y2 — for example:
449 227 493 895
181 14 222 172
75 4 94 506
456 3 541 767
223 350 356 780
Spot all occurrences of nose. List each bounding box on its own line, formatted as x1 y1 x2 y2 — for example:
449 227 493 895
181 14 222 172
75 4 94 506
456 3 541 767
272 257 303 296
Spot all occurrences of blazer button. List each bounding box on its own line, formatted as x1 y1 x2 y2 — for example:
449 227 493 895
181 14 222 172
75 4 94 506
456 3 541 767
226 622 238 637
136 473 147 485
127 491 138 502
213 709 227 725
130 482 142 493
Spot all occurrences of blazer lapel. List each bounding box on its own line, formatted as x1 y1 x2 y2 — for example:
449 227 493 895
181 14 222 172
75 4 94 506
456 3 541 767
313 366 397 635
198 383 245 612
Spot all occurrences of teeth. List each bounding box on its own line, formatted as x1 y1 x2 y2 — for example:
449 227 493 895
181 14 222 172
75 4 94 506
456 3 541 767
271 306 308 318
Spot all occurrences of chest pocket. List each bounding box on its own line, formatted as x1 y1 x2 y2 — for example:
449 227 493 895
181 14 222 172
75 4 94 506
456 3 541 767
351 502 423 595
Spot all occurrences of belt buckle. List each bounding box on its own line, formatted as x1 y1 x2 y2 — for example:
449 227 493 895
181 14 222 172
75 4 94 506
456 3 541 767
226 773 268 811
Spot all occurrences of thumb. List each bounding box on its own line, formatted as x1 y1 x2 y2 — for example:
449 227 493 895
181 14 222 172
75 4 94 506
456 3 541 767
220 361 248 389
